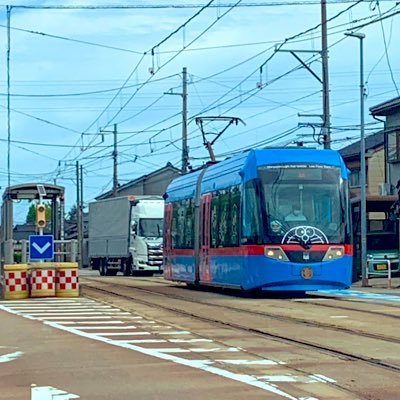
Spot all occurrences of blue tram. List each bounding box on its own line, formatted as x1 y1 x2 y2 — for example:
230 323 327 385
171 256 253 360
163 148 352 291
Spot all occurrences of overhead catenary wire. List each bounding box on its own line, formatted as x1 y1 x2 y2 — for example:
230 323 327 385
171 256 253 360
70 0 240 164
100 0 243 129
8 0 396 188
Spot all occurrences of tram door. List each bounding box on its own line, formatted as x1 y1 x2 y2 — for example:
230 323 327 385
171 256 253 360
199 194 212 283
163 203 173 280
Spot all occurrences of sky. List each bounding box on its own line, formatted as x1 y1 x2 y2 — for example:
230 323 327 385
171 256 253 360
0 0 399 223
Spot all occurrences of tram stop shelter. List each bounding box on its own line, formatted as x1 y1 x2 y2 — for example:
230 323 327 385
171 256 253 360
0 183 65 265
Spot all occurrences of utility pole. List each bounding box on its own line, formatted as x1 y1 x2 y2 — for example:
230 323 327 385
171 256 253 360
113 123 118 197
76 161 82 266
6 6 11 187
182 67 189 173
80 164 84 266
346 31 367 286
164 68 189 173
321 0 331 149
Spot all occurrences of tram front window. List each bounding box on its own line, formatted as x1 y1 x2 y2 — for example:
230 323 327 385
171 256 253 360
258 165 347 245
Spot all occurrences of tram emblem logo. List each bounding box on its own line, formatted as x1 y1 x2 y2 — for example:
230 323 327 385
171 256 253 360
301 267 313 280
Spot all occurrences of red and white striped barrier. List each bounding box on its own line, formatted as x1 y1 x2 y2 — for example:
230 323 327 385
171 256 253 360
30 266 56 298
55 264 79 297
3 264 29 300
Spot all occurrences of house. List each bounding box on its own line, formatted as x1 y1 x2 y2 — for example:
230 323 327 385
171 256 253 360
370 96 400 193
95 162 181 201
339 130 385 198
64 212 89 240
13 223 51 241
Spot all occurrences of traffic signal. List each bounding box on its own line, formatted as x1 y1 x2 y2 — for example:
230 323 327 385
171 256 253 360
36 203 46 229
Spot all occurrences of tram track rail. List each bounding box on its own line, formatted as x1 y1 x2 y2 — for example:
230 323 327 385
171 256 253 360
83 277 400 344
132 275 400 318
82 277 400 375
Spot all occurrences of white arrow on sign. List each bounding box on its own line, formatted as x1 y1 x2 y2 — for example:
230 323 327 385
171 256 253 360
31 386 80 400
32 242 51 255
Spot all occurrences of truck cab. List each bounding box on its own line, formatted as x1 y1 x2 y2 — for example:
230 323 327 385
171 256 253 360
130 197 164 273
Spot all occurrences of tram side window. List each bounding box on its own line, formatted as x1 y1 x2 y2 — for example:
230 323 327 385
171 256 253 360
210 186 241 248
242 180 263 244
211 193 220 248
230 186 240 246
171 199 194 249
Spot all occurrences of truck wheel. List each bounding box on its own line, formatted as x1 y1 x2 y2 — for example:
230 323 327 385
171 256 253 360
123 258 132 276
99 259 106 276
106 269 118 276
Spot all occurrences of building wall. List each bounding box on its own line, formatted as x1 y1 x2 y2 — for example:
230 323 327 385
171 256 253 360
367 148 385 195
113 169 180 198
345 147 385 198
386 111 400 189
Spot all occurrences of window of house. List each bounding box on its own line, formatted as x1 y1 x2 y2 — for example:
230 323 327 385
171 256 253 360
388 131 400 162
349 169 360 187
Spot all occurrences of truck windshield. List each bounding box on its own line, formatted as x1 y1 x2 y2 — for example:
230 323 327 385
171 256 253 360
260 165 346 244
139 218 163 238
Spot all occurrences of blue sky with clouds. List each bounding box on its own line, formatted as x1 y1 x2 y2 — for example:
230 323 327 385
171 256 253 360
0 0 399 222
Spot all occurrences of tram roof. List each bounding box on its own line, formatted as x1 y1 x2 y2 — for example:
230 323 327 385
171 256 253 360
165 148 348 202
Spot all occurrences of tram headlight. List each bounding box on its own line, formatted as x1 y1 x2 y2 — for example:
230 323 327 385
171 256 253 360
264 246 289 261
322 246 345 262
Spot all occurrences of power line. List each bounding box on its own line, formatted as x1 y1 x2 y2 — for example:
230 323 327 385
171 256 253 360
9 2 396 10
376 1 399 95
102 0 243 129
0 23 143 54
0 74 180 98
0 104 81 134
150 0 215 53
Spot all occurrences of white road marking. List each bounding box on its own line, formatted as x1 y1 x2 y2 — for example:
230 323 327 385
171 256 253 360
310 374 336 383
31 385 79 400
8 307 114 312
299 398 319 400
149 347 240 354
190 347 240 353
0 351 24 363
169 339 213 343
76 325 138 330
141 325 167 328
117 339 168 344
217 359 282 366
38 316 114 320
259 375 323 383
55 321 125 325
0 301 335 400
149 348 191 353
329 315 349 319
28 312 131 316
97 332 151 336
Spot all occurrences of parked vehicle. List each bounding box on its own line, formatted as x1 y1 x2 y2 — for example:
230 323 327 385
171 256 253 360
163 148 352 292
351 195 399 280
89 196 164 276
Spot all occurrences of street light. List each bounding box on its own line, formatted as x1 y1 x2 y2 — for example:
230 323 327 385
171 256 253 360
345 31 367 286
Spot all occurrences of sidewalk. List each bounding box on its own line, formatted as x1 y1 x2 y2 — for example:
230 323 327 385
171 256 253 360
352 276 400 295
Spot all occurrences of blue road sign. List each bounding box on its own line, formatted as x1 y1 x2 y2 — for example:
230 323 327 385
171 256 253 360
29 235 54 261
